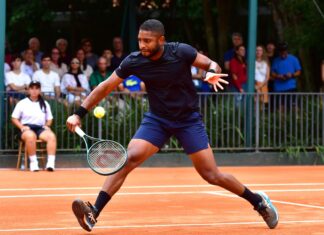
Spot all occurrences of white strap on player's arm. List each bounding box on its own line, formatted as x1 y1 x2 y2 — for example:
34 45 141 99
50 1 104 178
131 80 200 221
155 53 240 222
75 126 86 137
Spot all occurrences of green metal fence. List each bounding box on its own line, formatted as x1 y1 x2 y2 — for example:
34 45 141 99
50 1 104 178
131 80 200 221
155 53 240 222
1 92 323 152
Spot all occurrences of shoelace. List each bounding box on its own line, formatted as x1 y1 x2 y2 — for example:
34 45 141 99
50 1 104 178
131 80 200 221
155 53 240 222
85 202 97 223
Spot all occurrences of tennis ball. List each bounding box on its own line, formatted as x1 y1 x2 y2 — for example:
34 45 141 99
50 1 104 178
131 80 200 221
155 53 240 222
93 106 105 119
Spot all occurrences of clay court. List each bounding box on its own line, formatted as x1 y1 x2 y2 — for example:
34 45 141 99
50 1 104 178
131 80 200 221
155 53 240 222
0 166 324 235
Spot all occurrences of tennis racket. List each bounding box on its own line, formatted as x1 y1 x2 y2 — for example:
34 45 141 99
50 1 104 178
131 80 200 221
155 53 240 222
75 126 128 175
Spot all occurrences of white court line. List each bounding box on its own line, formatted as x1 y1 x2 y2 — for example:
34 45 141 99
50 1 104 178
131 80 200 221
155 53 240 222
1 182 324 191
2 188 324 199
207 192 324 210
0 220 324 233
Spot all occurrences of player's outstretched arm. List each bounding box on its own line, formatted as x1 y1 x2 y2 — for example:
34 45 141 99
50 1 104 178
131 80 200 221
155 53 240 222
192 52 229 92
66 72 123 132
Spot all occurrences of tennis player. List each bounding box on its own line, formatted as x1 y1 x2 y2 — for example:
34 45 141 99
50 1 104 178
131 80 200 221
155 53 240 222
66 19 279 232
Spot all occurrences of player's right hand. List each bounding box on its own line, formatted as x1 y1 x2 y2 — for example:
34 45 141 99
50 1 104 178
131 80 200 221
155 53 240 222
66 114 81 132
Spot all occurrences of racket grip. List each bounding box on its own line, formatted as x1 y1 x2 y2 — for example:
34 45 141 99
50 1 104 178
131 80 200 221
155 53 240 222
75 126 86 137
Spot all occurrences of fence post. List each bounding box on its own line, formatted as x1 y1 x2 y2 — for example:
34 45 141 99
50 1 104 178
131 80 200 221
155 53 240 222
0 0 6 149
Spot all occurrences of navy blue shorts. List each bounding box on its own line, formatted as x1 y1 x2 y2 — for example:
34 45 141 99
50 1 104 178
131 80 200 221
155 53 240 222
18 124 45 139
133 112 209 154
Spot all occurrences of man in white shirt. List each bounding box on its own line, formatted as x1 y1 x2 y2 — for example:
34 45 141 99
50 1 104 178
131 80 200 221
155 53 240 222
21 49 40 78
5 54 31 104
33 54 61 99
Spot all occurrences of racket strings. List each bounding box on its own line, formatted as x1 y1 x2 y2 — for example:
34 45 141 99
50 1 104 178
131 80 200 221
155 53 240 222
88 141 127 174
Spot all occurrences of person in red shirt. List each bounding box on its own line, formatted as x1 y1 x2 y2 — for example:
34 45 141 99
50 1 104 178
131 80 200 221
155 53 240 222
229 45 247 93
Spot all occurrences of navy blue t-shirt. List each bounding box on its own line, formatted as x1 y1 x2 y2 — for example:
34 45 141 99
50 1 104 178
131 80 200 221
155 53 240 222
115 42 198 120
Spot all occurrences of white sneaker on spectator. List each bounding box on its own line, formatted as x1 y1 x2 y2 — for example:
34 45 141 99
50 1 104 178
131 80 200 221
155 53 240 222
30 161 40 172
46 161 55 171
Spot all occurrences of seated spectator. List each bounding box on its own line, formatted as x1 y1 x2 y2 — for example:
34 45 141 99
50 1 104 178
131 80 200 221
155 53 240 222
89 57 112 90
255 45 270 105
118 75 145 99
81 38 98 69
49 47 68 79
61 58 90 106
102 49 113 72
111 36 128 70
11 81 57 172
21 49 40 78
28 37 43 64
76 48 93 80
271 42 301 110
33 54 61 99
56 38 71 65
5 54 31 104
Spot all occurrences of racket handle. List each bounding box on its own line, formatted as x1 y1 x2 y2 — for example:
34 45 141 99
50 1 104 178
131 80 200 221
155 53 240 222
75 126 86 137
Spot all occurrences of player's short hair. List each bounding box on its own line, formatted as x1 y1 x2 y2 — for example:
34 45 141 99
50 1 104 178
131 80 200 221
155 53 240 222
139 19 165 36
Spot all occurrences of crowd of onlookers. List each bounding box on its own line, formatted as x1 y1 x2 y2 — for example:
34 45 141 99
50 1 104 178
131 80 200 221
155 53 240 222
4 36 145 106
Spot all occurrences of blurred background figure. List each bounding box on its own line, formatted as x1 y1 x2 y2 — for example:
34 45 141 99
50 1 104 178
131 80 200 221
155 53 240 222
56 38 71 65
11 81 57 172
81 38 98 69
28 37 43 64
102 49 113 72
255 45 270 105
76 48 93 81
61 58 90 106
49 47 68 79
89 57 112 90
111 36 127 71
224 32 243 72
21 49 40 78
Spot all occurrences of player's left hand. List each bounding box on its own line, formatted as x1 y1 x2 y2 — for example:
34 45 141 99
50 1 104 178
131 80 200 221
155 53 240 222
204 72 229 92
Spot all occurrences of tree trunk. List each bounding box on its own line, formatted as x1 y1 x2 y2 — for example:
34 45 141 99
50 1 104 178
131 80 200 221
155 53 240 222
202 0 216 59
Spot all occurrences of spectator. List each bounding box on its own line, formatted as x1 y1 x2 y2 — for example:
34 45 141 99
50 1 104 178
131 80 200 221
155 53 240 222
56 38 71 65
11 81 57 172
80 38 98 69
4 62 10 73
61 58 90 106
266 41 277 65
229 45 247 94
89 57 112 90
5 40 12 65
224 32 243 72
21 49 40 78
28 37 43 64
255 45 270 105
102 49 113 72
76 48 93 80
5 54 31 104
33 54 61 99
111 36 128 70
118 75 145 99
271 42 301 110
49 47 68 79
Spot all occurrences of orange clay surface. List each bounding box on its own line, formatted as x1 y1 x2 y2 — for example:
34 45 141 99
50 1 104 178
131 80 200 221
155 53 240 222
0 166 324 235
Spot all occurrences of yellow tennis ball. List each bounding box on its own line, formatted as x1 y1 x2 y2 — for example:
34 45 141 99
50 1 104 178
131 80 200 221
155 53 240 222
93 106 105 119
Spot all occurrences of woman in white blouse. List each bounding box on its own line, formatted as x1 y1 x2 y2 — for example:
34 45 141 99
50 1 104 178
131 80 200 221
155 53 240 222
61 58 90 106
76 48 93 80
255 45 270 104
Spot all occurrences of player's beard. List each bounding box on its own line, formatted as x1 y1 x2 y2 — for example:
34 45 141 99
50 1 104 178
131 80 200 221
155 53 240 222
141 45 161 58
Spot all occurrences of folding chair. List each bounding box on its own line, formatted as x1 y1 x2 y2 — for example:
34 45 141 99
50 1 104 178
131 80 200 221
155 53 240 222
17 139 47 170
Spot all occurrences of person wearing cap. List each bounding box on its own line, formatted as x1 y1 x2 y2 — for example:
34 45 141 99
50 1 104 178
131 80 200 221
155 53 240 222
11 81 57 172
271 42 301 110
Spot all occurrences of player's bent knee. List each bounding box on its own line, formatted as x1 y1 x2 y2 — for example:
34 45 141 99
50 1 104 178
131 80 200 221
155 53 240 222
203 172 227 186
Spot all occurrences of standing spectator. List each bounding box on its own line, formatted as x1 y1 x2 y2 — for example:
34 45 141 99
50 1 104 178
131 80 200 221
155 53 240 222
111 36 128 71
11 81 57 172
33 54 61 99
102 49 113 72
229 45 247 94
89 57 112 90
56 38 71 65
266 41 277 65
224 32 243 72
81 38 98 69
49 47 68 79
61 58 90 106
118 75 145 96
5 54 31 104
271 42 301 110
21 49 40 78
28 37 43 64
255 45 270 105
4 62 10 73
76 48 93 80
